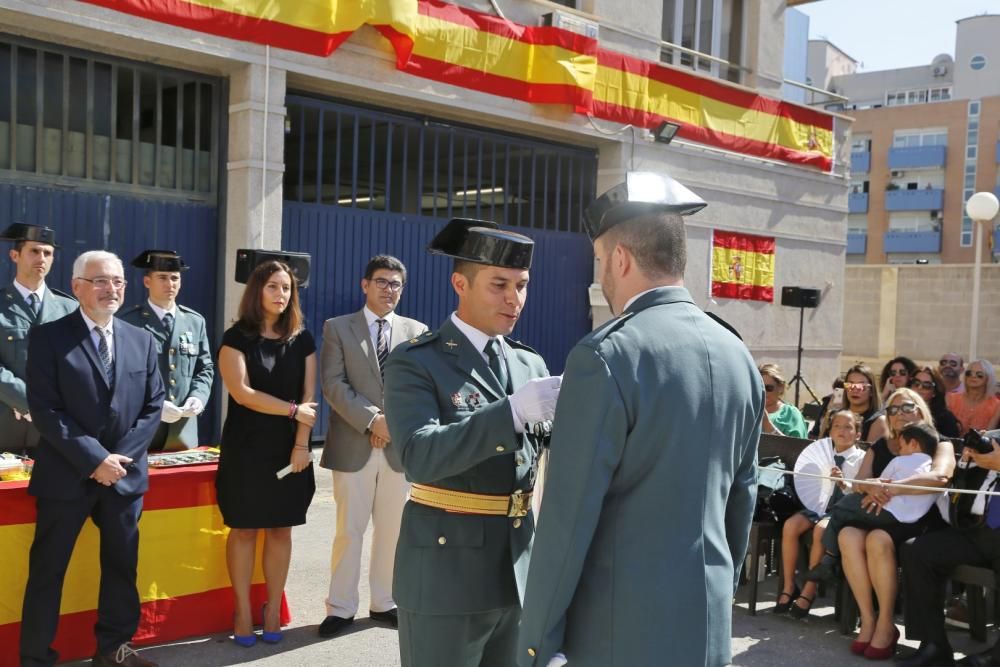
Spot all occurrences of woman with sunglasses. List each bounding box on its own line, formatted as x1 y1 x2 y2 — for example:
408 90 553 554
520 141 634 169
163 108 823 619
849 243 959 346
837 388 954 661
908 366 961 439
813 364 888 444
758 363 808 438
879 356 918 404
946 359 1000 435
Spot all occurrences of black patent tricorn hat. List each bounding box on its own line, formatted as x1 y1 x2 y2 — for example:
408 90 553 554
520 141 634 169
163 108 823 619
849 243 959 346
583 172 707 241
0 223 59 247
131 250 190 272
428 218 534 270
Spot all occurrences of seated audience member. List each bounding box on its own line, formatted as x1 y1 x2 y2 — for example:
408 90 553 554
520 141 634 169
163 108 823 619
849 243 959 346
947 359 1000 436
834 388 954 661
814 364 888 444
938 353 965 394
808 378 845 439
759 363 808 438
806 422 942 581
898 432 1000 667
909 366 961 439
775 410 865 619
880 356 919 404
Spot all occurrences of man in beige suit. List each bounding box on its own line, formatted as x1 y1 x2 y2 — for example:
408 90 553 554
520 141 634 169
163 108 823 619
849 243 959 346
318 255 428 637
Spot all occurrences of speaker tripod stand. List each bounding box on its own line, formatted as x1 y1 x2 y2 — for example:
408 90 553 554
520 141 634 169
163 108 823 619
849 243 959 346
789 304 821 408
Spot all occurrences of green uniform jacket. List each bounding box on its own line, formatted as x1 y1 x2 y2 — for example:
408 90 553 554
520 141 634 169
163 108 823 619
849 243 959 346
0 283 77 451
119 302 214 450
518 287 764 667
384 317 550 615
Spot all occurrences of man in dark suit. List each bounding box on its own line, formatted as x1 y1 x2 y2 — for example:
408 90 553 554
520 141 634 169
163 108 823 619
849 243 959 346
518 172 763 667
20 250 164 667
0 223 77 454
318 255 428 637
384 219 561 667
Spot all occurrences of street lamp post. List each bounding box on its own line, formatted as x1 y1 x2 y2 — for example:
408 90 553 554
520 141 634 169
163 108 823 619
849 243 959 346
965 191 999 361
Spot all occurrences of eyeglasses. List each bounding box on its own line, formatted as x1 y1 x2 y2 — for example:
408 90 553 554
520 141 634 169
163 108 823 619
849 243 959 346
885 402 918 416
909 380 935 390
845 382 871 391
965 370 986 379
764 384 779 393
887 369 909 377
76 276 127 290
939 359 961 368
372 278 403 292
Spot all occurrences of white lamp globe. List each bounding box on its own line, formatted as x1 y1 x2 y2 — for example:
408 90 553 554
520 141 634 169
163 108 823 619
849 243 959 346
966 191 1000 221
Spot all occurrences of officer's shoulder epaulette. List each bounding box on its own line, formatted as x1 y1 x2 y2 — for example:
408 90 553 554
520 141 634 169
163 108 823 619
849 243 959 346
503 337 539 355
583 310 639 346
118 303 143 316
176 304 203 318
49 287 76 302
400 330 438 349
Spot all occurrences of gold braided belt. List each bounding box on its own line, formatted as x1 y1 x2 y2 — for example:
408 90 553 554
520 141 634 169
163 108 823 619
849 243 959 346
409 484 532 517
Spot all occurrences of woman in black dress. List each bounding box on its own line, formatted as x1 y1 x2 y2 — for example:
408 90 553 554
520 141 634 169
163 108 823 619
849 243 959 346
216 260 317 646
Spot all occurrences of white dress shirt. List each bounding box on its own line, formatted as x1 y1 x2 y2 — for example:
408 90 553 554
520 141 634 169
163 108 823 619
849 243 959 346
79 309 114 363
147 299 177 326
12 279 46 307
364 306 395 351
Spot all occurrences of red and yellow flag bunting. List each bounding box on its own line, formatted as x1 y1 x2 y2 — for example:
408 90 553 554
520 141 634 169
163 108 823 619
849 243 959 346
75 0 833 171
711 230 775 302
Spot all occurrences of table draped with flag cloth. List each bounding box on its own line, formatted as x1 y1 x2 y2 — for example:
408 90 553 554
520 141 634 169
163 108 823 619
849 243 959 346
0 464 289 665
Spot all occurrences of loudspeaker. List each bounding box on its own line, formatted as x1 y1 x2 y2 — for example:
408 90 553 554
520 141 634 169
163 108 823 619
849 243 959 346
234 249 311 288
781 286 820 309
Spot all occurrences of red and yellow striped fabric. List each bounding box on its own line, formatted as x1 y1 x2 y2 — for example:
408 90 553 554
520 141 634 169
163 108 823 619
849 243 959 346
0 465 283 666
711 230 775 302
74 0 834 170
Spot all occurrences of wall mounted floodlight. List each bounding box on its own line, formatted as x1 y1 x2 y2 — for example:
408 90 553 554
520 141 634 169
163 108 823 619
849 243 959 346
652 120 682 144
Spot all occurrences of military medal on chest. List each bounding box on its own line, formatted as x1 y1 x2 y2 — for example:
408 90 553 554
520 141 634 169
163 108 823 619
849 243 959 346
465 391 482 410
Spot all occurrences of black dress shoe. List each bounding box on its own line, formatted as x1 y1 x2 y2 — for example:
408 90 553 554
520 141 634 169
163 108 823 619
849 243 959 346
318 615 354 638
369 608 398 628
957 649 1000 667
896 642 955 667
803 555 839 583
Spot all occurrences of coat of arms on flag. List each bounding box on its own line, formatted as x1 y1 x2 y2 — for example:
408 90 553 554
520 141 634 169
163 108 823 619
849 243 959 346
710 230 775 302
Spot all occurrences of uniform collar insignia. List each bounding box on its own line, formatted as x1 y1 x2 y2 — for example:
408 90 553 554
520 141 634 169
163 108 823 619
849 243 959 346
445 339 458 349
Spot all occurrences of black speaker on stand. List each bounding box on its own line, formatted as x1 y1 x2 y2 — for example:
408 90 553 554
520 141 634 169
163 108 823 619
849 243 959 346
781 286 821 407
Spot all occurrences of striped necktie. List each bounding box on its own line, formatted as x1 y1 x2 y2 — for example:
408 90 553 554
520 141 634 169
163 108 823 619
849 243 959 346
95 327 114 384
27 293 40 319
376 319 389 379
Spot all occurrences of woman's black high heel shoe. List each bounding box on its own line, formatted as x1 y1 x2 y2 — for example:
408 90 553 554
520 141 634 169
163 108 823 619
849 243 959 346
789 594 815 619
772 586 800 614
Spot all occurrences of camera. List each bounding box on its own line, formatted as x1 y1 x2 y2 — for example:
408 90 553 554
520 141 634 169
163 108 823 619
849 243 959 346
963 430 997 455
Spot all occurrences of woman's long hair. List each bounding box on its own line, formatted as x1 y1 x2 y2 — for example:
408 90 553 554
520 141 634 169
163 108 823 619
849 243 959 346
885 387 935 439
912 365 949 418
235 260 304 341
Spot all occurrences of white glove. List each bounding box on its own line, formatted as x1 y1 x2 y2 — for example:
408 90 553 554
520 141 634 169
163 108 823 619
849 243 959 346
509 376 562 432
547 654 568 667
13 409 31 422
161 400 184 424
181 396 204 416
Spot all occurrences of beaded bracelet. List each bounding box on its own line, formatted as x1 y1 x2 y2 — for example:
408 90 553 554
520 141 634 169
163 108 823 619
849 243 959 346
288 401 298 420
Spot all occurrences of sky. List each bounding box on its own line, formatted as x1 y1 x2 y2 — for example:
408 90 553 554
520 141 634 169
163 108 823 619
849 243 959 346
796 1 997 72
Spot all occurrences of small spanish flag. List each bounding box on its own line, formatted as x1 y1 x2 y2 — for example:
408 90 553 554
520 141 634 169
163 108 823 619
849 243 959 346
711 230 775 302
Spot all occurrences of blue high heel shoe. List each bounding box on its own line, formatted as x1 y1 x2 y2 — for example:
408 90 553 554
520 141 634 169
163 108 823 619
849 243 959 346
233 611 257 647
261 602 283 644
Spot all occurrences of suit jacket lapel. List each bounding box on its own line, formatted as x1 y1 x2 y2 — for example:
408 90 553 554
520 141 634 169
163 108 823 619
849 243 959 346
388 314 408 351
439 319 504 401
350 310 381 379
4 285 34 327
72 311 111 389
505 340 532 393
111 324 126 391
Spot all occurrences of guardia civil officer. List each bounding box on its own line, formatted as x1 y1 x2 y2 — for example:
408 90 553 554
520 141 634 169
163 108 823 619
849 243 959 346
0 223 77 454
383 219 562 667
518 173 764 667
119 250 213 451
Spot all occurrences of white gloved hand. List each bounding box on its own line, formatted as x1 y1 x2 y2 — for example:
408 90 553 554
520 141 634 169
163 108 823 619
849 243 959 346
13 409 32 423
161 400 184 424
181 396 204 416
509 375 562 430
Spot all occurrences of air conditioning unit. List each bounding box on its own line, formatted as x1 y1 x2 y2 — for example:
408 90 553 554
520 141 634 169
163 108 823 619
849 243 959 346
933 65 948 77
932 210 944 220
890 170 905 178
541 10 599 40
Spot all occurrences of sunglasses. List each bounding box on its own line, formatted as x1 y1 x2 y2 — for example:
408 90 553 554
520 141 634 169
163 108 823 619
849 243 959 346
885 402 918 416
764 384 779 393
909 380 936 390
887 369 909 377
965 370 986 379
845 382 871 391
939 359 961 368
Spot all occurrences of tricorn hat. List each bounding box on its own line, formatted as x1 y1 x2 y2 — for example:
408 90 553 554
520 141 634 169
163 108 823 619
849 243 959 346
0 223 59 247
131 250 189 273
583 172 707 241
427 218 534 270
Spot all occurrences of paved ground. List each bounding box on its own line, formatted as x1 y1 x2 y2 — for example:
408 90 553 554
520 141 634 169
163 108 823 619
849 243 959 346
68 470 999 666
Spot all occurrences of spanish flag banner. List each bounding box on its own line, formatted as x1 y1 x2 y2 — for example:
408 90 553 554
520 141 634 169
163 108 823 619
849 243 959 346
711 230 775 302
0 466 284 666
75 0 834 171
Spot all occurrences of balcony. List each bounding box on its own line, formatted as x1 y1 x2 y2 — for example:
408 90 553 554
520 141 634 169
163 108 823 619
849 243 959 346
847 232 867 254
883 231 942 253
851 152 871 173
885 188 944 211
887 145 947 169
848 192 869 213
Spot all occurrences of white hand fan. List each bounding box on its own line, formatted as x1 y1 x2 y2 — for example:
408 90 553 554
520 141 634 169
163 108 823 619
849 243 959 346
793 439 836 515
